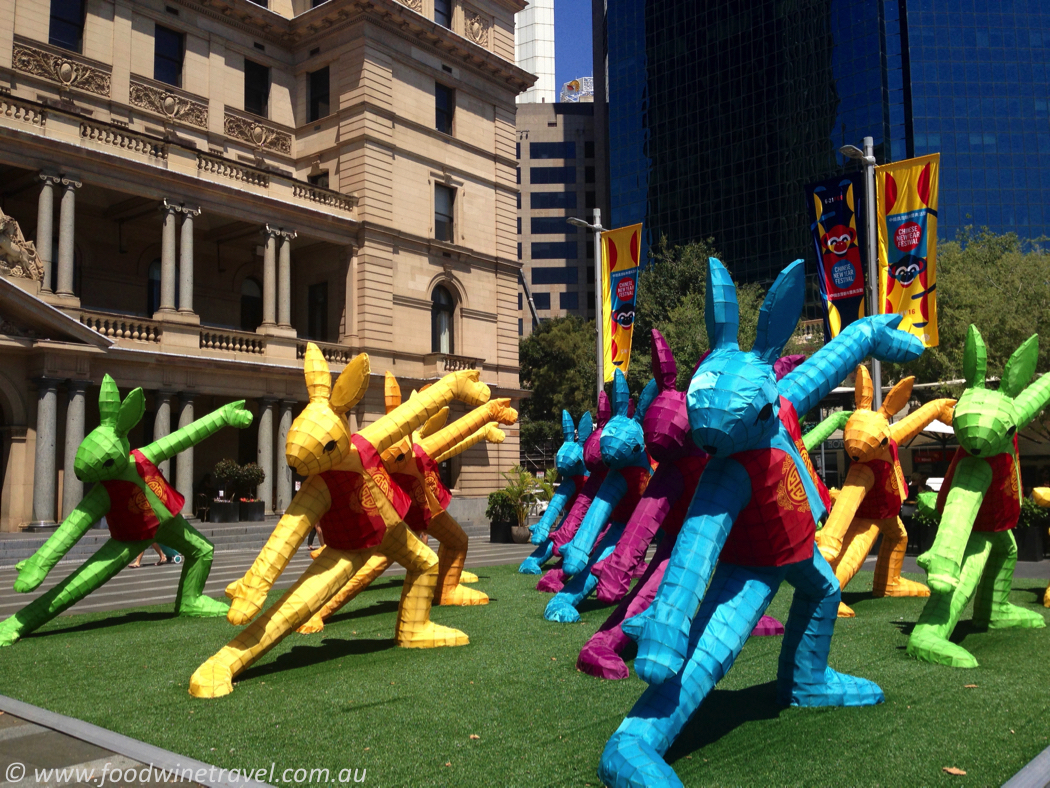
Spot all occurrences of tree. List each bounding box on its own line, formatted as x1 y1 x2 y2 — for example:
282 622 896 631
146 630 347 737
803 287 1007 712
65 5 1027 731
519 314 597 422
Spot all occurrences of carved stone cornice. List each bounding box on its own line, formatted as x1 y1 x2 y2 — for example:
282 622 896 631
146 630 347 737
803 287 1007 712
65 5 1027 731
399 0 422 10
11 37 111 97
223 109 292 155
129 75 208 129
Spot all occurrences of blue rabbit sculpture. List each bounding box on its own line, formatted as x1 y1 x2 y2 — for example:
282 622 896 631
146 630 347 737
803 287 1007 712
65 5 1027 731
598 257 924 788
518 410 592 574
544 370 655 623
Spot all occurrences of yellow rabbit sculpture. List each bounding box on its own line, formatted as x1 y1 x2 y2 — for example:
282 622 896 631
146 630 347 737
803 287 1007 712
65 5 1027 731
816 365 955 617
296 376 517 634
188 345 491 698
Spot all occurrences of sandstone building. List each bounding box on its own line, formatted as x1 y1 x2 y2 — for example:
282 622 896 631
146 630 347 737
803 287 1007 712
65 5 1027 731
0 0 532 532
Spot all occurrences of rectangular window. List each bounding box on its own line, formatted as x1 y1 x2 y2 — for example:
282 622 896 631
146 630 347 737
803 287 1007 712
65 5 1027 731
308 171 330 188
531 217 575 235
435 83 454 135
532 243 579 261
585 191 596 210
244 58 270 117
49 0 86 52
435 184 454 242
154 24 184 88
585 166 595 184
435 0 451 28
587 291 595 311
516 192 521 209
518 317 523 336
308 66 330 122
516 142 521 159
533 292 551 310
560 291 579 310
517 217 522 235
307 282 329 341
530 166 576 185
586 242 595 259
517 242 522 260
584 140 595 158
530 191 577 209
531 266 579 284
530 141 576 159
518 292 523 310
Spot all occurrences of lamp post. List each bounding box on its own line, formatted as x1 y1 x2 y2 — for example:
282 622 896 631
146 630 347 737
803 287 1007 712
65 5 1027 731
839 136 882 410
568 209 605 403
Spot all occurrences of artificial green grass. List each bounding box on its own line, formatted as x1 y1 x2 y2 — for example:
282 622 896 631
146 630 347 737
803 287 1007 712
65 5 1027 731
1 566 1049 787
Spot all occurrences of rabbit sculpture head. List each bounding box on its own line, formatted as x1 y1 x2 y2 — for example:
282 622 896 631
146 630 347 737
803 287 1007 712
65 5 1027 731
600 369 655 470
73 375 146 483
844 365 916 463
687 258 805 456
583 391 612 473
285 346 372 477
953 325 1042 458
556 410 591 478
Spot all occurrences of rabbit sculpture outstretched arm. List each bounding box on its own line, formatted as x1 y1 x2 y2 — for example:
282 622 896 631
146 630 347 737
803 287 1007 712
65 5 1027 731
529 411 592 545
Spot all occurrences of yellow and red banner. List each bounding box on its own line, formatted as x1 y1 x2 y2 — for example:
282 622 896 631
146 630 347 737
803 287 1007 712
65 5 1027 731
601 223 642 382
875 153 939 347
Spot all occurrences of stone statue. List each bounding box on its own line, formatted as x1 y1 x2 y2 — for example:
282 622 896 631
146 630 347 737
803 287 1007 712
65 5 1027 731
0 208 43 281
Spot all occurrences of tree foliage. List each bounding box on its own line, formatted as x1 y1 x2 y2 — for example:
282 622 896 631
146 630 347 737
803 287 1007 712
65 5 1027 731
518 314 597 422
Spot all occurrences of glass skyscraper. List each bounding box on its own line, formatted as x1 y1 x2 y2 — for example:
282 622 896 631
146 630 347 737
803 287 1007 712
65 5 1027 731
602 0 1050 290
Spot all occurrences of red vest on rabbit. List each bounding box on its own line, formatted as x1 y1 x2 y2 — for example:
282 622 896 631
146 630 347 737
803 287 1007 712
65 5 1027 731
855 439 909 520
936 437 1021 533
101 450 185 542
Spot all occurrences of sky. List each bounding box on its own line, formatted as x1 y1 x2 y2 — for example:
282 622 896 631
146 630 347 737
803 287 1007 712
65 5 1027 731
554 0 594 92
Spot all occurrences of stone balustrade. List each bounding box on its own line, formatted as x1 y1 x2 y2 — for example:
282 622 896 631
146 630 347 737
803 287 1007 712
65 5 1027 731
80 311 162 343
296 340 354 365
196 153 270 187
292 183 356 212
423 352 480 377
200 328 266 355
0 92 46 128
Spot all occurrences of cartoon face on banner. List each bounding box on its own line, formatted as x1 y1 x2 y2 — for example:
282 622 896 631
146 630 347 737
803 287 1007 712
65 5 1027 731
601 223 643 381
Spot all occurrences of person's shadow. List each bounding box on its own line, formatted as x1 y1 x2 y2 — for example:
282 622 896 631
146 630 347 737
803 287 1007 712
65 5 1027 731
664 680 783 762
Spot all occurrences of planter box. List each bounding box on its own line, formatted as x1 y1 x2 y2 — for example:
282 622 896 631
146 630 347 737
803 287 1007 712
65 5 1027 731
490 519 515 544
240 500 266 522
208 501 240 523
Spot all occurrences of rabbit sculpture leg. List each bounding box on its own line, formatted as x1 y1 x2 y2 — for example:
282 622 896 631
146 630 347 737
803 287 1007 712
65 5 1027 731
296 551 392 634
545 521 625 623
1034 488 1050 606
872 516 929 598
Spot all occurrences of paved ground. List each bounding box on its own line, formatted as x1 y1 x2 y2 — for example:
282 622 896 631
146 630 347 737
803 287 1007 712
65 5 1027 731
0 538 537 618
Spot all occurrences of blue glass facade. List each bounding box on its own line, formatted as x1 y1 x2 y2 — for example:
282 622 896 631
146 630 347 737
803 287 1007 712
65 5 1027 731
603 0 1050 290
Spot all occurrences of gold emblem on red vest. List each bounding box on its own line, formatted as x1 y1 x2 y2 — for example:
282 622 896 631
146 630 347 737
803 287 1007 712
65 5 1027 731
777 456 811 513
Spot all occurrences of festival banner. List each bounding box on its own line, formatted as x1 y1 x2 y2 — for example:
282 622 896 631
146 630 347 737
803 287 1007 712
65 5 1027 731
804 173 868 343
600 223 642 382
875 153 940 347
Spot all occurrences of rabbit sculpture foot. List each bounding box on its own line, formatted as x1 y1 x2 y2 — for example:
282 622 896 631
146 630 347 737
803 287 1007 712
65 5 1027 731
397 621 469 649
177 595 230 618
189 659 235 698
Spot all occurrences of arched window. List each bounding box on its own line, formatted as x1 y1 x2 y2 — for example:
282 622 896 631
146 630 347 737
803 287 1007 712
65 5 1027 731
240 277 263 331
431 285 455 353
147 259 161 315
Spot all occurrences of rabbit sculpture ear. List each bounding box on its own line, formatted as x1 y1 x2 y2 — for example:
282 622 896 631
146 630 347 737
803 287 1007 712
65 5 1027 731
651 329 677 391
384 371 402 414
611 369 630 418
303 343 333 402
98 374 121 426
752 259 805 365
577 411 594 444
963 324 987 390
331 353 370 415
1002 334 1039 398
115 388 146 437
879 376 916 419
635 377 659 424
561 410 576 443
705 258 740 351
854 365 874 411
596 390 611 427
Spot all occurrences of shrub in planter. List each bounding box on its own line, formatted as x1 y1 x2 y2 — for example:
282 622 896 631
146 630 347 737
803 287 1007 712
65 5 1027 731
486 489 515 544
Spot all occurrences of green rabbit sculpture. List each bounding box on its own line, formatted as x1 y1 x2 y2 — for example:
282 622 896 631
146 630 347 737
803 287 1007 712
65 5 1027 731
908 325 1050 668
0 375 253 647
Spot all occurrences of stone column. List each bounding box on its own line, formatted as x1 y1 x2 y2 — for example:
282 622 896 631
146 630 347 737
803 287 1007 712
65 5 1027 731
31 379 60 527
56 177 81 297
61 380 88 519
277 229 297 328
176 395 195 518
36 174 61 293
276 400 295 513
261 225 278 327
154 391 173 479
178 205 201 315
257 398 275 513
158 200 178 314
